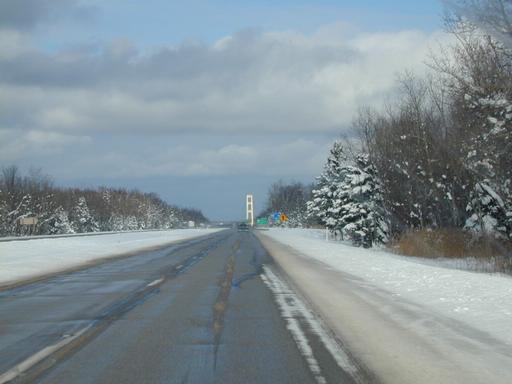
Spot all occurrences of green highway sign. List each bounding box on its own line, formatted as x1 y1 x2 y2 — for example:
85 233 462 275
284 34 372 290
256 217 268 225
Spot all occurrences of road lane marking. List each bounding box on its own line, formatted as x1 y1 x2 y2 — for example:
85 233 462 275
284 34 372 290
0 325 93 384
0 234 229 383
261 265 359 384
146 277 164 287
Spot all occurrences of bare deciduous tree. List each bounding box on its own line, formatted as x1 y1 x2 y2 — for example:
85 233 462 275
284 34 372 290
445 0 512 47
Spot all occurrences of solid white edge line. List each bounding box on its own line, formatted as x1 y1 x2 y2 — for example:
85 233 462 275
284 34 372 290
261 267 327 384
261 265 360 382
0 325 93 384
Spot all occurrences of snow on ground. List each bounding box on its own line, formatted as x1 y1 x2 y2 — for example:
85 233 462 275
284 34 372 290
0 229 224 286
264 228 512 346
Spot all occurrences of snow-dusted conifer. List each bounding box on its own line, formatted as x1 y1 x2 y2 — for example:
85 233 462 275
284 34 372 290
463 93 512 239
308 142 389 247
307 141 347 230
48 206 75 234
332 154 389 247
464 181 509 238
71 196 99 233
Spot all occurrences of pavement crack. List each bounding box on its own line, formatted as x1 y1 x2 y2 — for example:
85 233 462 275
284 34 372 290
231 238 263 288
212 241 238 369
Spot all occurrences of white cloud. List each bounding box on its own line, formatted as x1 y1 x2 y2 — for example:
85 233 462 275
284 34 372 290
0 24 452 181
30 137 330 179
0 30 31 59
0 129 91 162
0 26 449 138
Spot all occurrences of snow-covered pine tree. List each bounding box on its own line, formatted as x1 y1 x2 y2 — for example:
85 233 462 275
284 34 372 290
307 141 347 231
108 214 124 231
33 193 57 235
464 180 509 239
463 93 512 239
165 206 181 229
332 153 389 247
0 194 9 236
71 196 99 233
308 141 389 247
47 206 75 234
126 215 139 230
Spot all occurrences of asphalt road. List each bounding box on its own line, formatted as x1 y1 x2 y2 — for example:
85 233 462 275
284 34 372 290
257 233 512 384
0 230 367 384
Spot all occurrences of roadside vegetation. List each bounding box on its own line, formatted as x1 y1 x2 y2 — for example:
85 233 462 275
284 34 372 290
392 229 512 273
0 166 208 237
263 1 512 271
259 181 315 227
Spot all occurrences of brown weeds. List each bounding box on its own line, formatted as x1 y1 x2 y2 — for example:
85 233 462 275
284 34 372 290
391 229 512 274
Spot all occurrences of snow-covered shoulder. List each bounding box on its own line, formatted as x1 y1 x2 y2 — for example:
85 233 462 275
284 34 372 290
0 229 224 286
263 228 512 346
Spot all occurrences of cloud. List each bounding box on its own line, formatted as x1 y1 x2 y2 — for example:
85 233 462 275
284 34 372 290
0 0 97 31
0 24 452 186
0 128 91 162
0 26 449 139
38 137 331 179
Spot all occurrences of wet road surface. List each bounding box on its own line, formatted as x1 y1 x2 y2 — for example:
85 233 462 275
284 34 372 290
0 230 366 384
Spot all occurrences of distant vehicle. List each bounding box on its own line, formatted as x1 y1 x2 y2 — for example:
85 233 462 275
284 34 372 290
237 222 249 232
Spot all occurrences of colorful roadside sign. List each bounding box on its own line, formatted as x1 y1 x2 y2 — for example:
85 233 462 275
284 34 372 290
256 217 269 225
272 212 281 221
280 213 289 222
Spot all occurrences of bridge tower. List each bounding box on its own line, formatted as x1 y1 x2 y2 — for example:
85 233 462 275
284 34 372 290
246 194 254 227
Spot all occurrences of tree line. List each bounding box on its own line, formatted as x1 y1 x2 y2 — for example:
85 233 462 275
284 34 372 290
264 1 512 248
259 181 314 227
0 166 208 237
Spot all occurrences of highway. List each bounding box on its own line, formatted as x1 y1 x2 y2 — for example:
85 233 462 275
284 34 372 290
0 230 369 384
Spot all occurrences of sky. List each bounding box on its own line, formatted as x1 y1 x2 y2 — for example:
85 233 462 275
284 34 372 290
0 0 447 220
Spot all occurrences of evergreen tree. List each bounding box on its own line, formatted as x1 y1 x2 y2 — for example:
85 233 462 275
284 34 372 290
307 141 347 230
308 143 389 247
463 93 512 239
331 154 389 247
70 196 99 233
47 206 75 235
0 197 7 236
465 180 510 239
33 193 57 235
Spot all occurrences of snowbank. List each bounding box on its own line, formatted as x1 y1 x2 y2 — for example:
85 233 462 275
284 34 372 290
264 228 512 346
0 229 224 286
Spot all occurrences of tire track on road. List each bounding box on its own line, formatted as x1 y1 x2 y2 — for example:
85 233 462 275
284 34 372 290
212 239 239 368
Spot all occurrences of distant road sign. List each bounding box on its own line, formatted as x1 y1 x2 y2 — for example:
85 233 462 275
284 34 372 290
272 212 281 221
280 213 288 222
19 217 38 225
256 218 268 225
